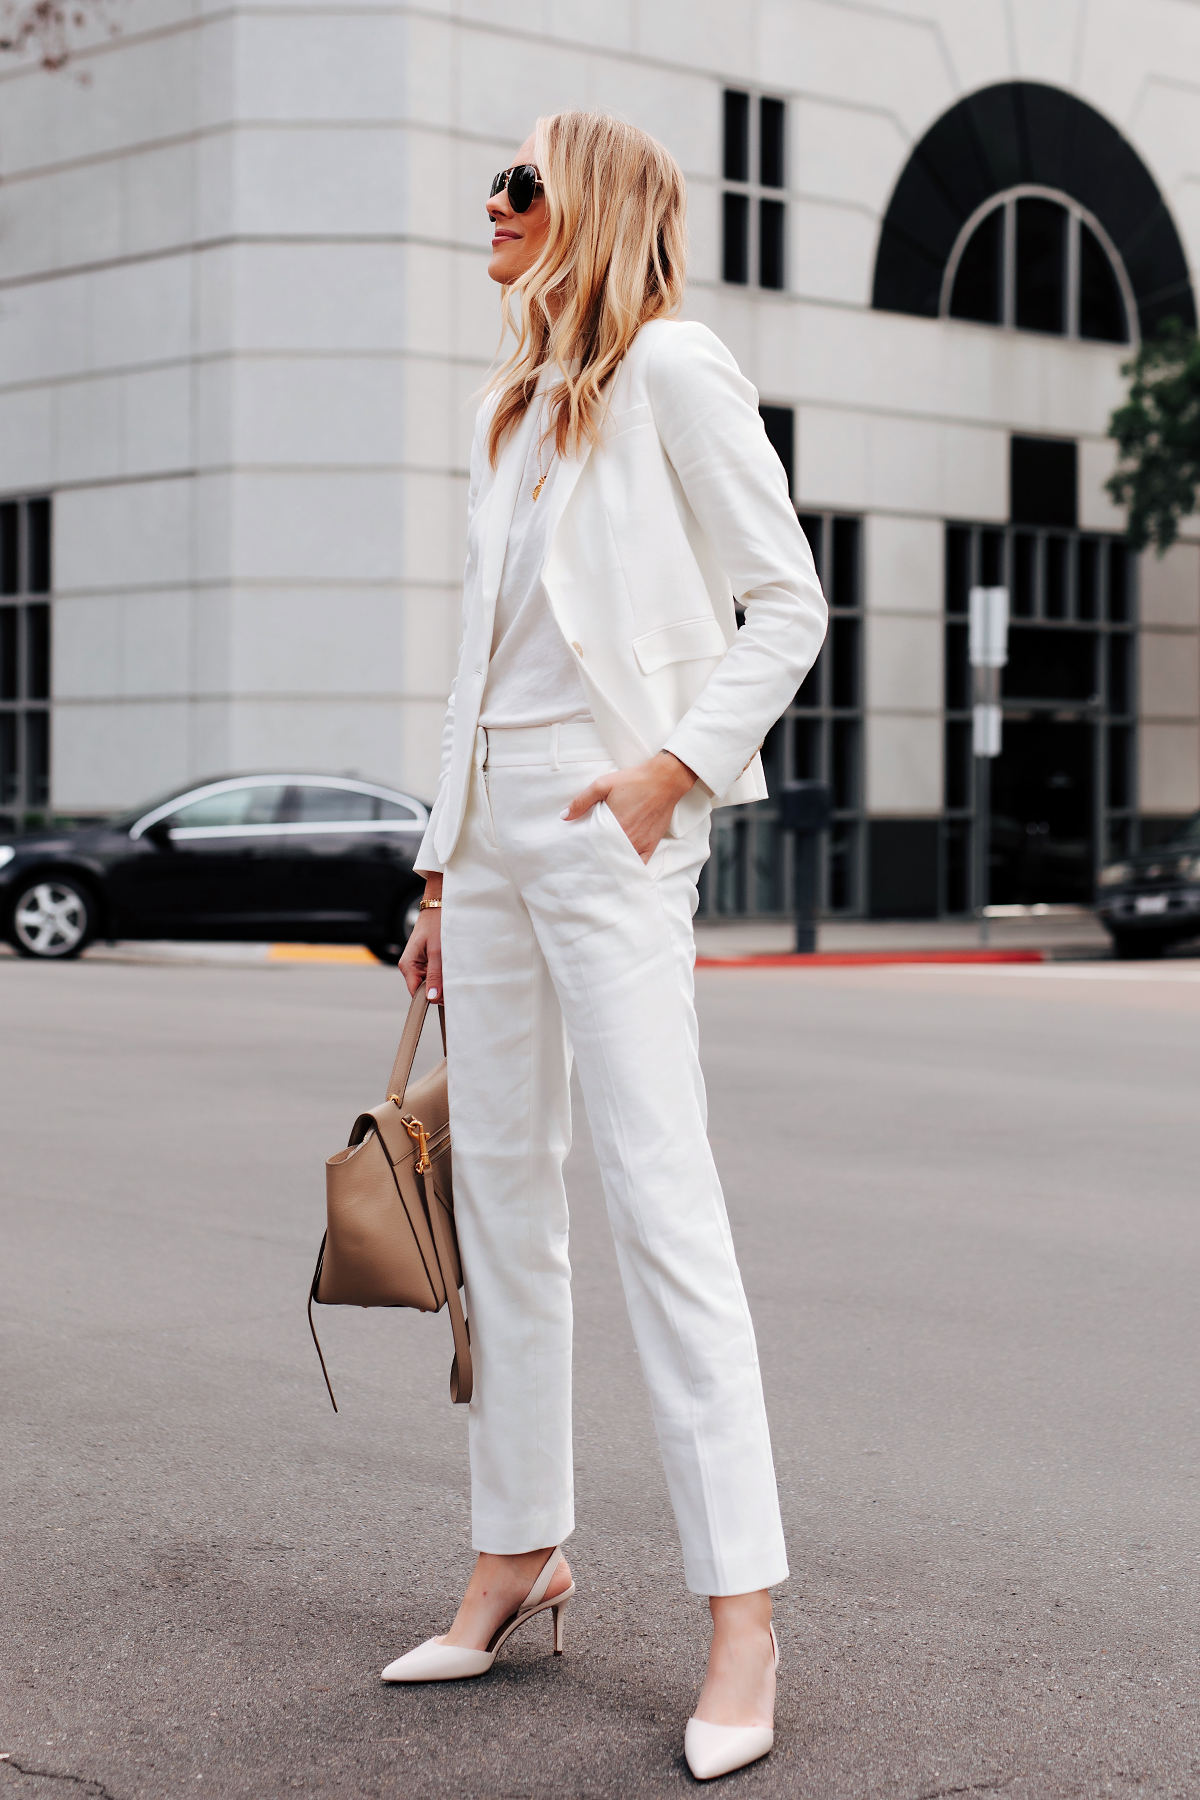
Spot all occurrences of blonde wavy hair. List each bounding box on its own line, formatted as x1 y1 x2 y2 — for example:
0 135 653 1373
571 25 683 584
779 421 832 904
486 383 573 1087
486 111 687 468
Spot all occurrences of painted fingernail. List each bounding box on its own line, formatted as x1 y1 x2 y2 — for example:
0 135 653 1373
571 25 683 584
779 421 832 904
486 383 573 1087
428 987 438 999
560 808 571 820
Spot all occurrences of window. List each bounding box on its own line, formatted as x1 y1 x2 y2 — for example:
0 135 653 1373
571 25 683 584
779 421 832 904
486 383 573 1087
873 81 1195 339
697 500 865 920
290 785 378 823
944 189 1132 343
722 89 787 290
169 784 286 830
943 523 1136 913
0 495 52 826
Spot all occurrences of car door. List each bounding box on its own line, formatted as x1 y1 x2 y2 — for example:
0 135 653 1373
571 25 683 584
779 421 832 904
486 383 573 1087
107 781 289 936
273 783 424 940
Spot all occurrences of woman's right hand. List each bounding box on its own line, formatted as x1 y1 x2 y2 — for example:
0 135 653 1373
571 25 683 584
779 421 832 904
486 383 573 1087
399 878 443 1000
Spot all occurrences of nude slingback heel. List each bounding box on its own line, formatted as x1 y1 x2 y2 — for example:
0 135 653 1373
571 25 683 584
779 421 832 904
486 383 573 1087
381 1547 574 1683
683 1624 779 1781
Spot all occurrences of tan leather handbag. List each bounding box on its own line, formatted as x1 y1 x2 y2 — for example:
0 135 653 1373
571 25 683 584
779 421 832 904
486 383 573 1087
307 983 470 1411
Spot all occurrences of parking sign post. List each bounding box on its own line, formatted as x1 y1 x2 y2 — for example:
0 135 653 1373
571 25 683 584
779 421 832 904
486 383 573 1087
968 586 1009 944
779 781 832 954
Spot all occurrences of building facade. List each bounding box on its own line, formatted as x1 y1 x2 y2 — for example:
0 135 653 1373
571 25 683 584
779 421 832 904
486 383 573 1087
2 0 1199 917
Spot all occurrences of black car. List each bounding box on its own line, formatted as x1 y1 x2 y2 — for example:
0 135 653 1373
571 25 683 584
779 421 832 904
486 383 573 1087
0 773 429 962
1095 811 1200 958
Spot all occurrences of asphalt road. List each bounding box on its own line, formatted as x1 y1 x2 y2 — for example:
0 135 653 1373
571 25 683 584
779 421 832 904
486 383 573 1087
2 954 1198 1800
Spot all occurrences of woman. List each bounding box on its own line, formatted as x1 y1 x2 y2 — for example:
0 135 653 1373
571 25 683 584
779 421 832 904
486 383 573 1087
390 111 826 1782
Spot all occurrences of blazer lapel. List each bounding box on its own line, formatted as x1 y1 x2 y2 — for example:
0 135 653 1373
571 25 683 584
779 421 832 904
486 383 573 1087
540 430 595 562
479 400 540 604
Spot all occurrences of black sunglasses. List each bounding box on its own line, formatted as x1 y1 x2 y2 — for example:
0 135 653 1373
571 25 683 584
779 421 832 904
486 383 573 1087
489 164 544 213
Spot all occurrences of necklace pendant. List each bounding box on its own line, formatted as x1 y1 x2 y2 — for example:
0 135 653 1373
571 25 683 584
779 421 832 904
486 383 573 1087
532 476 546 502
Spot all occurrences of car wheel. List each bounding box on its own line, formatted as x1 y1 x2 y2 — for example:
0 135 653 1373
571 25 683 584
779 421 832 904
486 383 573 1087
1111 930 1167 961
9 875 94 960
367 895 423 965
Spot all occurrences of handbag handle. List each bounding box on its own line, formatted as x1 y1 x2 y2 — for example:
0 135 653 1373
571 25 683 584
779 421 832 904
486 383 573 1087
384 981 447 1101
386 980 469 1401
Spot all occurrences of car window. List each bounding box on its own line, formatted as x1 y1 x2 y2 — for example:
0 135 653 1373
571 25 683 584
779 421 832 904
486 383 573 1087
378 797 420 822
169 785 286 829
290 786 378 823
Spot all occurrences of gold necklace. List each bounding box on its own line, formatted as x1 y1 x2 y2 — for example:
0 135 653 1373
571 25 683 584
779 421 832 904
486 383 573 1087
532 430 553 502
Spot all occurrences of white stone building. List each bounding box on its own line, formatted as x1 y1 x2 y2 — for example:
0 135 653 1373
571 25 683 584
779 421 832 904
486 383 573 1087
2 0 1198 916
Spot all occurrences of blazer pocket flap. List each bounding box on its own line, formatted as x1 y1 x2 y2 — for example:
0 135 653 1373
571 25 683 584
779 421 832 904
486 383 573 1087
632 616 728 675
607 402 652 437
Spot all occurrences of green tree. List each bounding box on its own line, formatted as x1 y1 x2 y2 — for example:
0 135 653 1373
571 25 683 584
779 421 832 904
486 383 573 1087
1107 320 1200 554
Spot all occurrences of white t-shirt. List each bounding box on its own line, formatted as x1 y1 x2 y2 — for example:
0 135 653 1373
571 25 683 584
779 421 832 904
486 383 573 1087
479 402 593 729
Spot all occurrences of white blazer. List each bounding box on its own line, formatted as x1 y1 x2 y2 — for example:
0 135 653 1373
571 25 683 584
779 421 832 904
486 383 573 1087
416 318 828 873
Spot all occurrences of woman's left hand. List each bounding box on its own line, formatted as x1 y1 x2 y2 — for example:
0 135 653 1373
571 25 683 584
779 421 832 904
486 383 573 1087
562 750 698 861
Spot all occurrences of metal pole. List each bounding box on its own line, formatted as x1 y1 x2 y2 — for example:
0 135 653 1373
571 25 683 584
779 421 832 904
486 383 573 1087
975 751 990 945
794 830 818 954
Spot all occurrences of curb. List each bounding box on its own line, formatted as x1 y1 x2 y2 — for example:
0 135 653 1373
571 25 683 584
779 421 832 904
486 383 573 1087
695 948 1048 969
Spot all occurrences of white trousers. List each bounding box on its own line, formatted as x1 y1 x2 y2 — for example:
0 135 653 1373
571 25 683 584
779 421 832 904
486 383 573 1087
440 721 788 1597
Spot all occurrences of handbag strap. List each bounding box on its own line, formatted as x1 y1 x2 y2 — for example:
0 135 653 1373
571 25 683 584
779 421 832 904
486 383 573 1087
307 1233 338 1412
384 982 448 1102
421 1171 473 1404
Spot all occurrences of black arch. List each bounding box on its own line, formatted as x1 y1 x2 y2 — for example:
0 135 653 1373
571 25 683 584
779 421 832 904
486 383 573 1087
872 81 1195 337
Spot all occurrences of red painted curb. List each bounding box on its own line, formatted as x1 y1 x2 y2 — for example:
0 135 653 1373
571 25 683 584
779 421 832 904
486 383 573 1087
695 948 1047 969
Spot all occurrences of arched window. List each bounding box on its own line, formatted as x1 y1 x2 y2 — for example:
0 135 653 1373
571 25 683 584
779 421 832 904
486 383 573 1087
942 187 1134 343
873 82 1195 341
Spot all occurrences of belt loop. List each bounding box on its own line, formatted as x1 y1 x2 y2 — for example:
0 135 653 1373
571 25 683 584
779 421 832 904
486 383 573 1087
549 722 560 773
475 725 489 770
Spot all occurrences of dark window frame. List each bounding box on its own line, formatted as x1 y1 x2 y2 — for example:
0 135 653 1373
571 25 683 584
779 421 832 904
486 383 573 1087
0 494 53 826
942 520 1137 915
697 500 865 921
944 186 1133 344
721 88 788 291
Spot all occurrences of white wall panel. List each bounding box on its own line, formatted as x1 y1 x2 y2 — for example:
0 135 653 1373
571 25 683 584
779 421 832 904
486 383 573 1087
1006 0 1085 87
1077 437 1128 534
790 202 877 306
0 26 197 177
1140 722 1200 813
792 98 909 213
55 479 194 593
865 613 942 714
796 407 870 512
931 2 1013 100
225 586 407 694
221 696 410 786
761 0 955 136
223 243 407 353
1140 631 1200 721
228 358 407 468
1140 544 1200 630
638 0 758 83
54 592 192 698
588 61 720 177
456 29 592 145
865 515 943 615
52 699 192 811
547 0 636 54
234 12 413 123
123 365 193 476
865 713 943 814
0 389 54 492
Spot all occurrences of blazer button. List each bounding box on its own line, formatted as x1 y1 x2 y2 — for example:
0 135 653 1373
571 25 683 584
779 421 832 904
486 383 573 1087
571 641 584 657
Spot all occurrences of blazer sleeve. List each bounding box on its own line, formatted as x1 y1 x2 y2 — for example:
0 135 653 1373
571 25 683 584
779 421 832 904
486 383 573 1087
414 411 488 875
647 322 828 800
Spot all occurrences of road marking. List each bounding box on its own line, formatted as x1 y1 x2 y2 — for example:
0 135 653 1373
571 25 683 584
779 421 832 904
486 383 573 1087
890 962 1200 982
267 944 379 965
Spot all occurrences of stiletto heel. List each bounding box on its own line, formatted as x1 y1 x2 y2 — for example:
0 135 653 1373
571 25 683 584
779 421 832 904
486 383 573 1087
684 1623 779 1781
381 1547 575 1683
